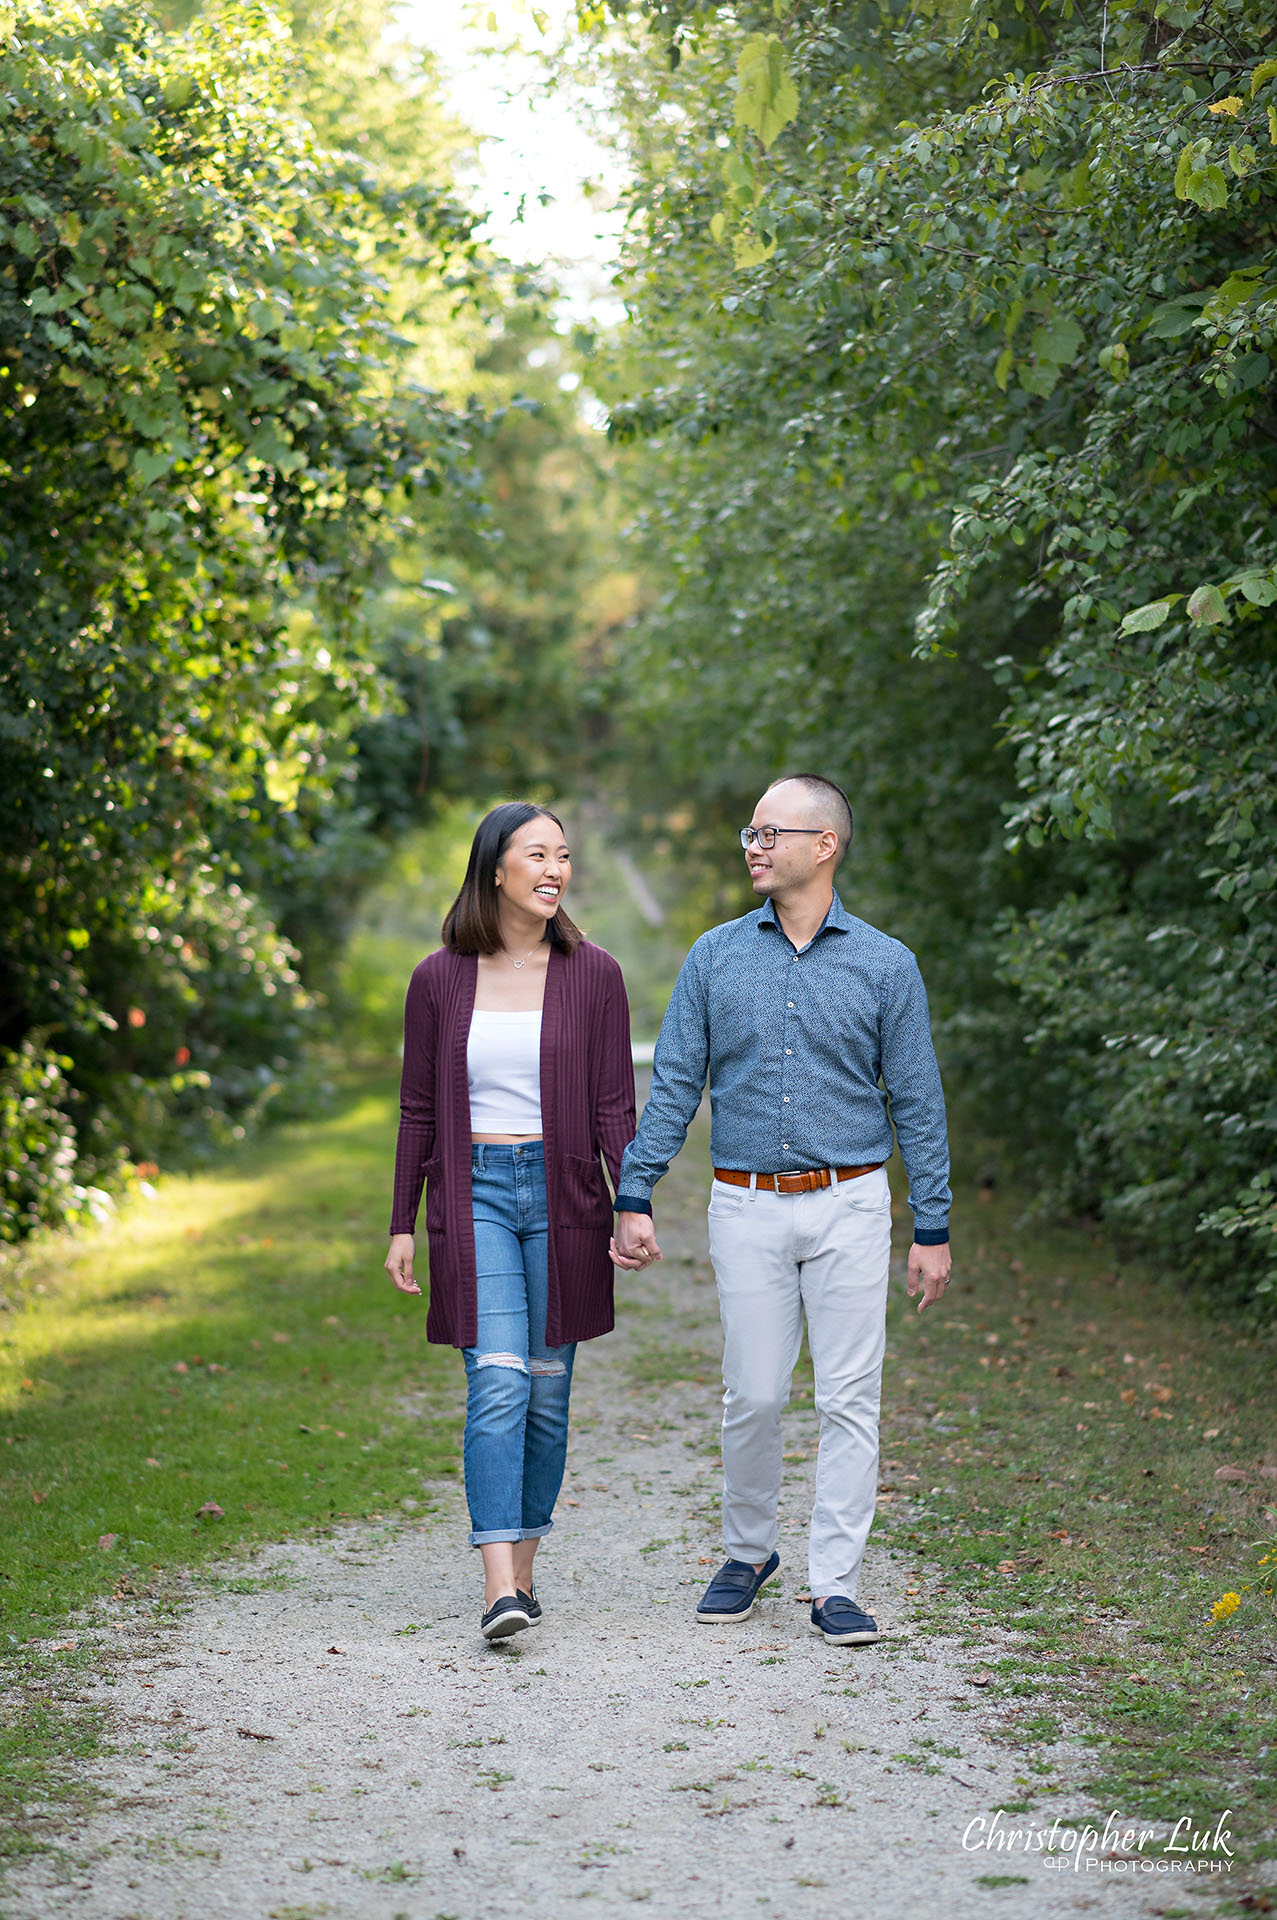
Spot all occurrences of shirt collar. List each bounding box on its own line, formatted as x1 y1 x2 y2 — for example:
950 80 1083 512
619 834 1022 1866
757 891 851 940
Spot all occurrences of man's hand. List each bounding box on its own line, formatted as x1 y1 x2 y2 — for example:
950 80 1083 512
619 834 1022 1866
610 1211 662 1272
385 1233 420 1296
907 1240 951 1314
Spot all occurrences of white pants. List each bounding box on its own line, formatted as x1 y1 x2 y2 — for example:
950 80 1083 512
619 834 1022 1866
706 1167 892 1600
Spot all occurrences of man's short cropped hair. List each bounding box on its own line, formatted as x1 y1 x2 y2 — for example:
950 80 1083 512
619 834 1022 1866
765 773 854 868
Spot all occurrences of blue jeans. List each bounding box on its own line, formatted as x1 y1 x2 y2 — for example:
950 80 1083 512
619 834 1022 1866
462 1142 576 1547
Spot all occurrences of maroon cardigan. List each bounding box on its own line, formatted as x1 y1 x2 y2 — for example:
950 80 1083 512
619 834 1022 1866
389 940 636 1349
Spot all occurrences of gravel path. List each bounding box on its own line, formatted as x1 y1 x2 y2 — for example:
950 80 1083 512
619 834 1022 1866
9 1113 1168 1919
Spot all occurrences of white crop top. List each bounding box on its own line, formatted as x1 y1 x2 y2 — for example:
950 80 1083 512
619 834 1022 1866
467 1010 543 1134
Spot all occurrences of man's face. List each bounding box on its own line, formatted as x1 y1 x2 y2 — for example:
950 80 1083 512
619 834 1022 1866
744 783 831 896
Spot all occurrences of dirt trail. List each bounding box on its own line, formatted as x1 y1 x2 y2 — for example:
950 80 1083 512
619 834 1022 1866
8 1117 1162 1919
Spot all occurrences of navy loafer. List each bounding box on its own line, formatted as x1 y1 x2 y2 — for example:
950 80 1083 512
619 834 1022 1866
695 1551 780 1623
809 1596 880 1644
480 1594 533 1641
516 1587 542 1626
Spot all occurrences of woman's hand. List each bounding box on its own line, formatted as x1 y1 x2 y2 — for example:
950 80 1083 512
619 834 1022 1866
385 1233 421 1295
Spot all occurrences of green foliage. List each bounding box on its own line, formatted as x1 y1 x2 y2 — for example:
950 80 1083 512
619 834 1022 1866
0 1040 80 1241
0 2 487 1230
584 0 1277 1305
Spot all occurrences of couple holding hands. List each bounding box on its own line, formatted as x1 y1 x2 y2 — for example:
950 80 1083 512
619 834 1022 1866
385 776 952 1645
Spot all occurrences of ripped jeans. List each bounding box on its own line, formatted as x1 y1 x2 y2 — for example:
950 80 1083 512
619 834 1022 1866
462 1141 576 1547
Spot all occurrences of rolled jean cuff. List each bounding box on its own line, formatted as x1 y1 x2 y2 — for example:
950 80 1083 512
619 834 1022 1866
468 1520 555 1547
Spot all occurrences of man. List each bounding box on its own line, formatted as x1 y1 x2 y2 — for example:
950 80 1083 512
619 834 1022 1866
611 775 951 1646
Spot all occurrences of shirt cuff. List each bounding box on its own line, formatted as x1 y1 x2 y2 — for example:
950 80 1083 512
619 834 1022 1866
912 1225 950 1246
614 1194 652 1216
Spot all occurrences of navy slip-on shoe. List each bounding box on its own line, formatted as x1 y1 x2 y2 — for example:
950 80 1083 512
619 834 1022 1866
809 1596 880 1645
515 1587 542 1626
695 1551 781 1623
480 1594 533 1641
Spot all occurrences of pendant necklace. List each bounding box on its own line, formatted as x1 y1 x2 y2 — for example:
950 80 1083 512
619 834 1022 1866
510 940 542 971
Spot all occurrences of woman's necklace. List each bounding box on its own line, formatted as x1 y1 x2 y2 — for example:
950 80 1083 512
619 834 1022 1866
509 939 542 971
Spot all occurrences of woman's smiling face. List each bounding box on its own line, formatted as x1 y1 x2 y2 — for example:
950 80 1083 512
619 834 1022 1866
495 814 571 923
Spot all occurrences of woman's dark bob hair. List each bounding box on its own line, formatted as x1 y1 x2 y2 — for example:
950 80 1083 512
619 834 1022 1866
441 802 582 957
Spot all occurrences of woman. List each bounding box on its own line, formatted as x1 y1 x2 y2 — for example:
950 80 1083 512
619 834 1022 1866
385 802 641 1642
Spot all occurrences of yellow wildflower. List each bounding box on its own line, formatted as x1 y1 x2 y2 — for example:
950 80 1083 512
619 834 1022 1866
1211 1591 1241 1622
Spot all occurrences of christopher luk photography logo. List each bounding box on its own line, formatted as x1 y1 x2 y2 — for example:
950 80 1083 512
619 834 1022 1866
962 1806 1235 1875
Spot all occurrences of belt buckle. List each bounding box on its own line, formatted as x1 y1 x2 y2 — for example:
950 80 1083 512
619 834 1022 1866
774 1170 808 1195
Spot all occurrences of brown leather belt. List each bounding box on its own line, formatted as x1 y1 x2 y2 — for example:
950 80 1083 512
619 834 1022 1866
713 1163 884 1195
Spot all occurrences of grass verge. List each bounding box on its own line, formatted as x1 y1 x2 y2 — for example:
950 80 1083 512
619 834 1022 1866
870 1175 1276 1891
0 1070 461 1865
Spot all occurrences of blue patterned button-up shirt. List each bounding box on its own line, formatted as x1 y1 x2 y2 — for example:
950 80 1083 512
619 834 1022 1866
616 891 951 1243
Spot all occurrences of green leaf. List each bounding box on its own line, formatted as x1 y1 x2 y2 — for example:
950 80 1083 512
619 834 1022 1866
1174 139 1205 199
162 74 192 108
132 447 173 486
1120 598 1178 634
1029 315 1084 366
1017 360 1059 398
1184 163 1230 212
1249 58 1277 99
1145 301 1201 340
993 346 1014 391
1186 582 1228 625
1237 573 1277 606
721 149 759 209
709 211 727 244
732 226 776 269
733 33 798 151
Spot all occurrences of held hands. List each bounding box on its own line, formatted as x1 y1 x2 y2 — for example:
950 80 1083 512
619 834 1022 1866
610 1210 662 1273
385 1232 420 1296
907 1240 952 1314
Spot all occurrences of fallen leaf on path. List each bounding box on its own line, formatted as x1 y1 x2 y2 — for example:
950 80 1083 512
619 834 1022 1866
195 1501 225 1519
1214 1466 1248 1483
237 1727 275 1741
967 1671 994 1687
326 1645 345 1655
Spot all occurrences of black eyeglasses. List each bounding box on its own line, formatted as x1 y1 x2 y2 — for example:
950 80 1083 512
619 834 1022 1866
739 826 830 850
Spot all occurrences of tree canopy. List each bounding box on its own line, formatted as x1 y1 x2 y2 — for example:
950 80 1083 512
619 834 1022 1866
583 0 1277 1303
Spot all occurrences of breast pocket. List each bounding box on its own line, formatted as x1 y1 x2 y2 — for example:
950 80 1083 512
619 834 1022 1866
423 1158 446 1233
560 1153 614 1229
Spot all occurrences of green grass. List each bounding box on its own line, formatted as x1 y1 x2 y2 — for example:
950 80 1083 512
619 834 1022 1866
0 1071 462 1858
865 1175 1277 1874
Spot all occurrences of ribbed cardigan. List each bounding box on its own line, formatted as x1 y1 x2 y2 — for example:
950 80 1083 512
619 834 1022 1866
389 940 636 1349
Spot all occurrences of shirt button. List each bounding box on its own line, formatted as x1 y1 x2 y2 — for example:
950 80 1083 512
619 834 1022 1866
787 1001 795 1009
783 1095 790 1103
782 1143 789 1150
785 1048 792 1055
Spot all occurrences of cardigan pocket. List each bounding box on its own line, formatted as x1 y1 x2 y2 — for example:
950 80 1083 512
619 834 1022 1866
560 1152 614 1229
423 1159 446 1233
